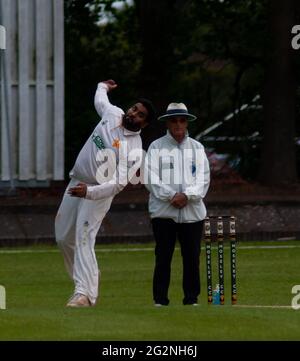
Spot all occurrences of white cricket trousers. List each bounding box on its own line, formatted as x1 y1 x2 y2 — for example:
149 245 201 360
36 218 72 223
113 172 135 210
55 178 113 305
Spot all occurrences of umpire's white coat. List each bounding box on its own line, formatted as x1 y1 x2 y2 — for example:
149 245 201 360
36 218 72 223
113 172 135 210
55 83 143 305
144 132 210 223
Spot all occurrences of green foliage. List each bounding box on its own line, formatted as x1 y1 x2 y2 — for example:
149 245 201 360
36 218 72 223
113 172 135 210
65 0 299 181
169 0 267 125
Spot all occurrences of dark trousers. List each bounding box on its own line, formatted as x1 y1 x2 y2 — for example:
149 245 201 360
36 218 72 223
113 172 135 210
152 218 203 305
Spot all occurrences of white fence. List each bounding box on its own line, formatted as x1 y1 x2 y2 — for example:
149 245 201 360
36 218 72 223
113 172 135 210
0 0 64 184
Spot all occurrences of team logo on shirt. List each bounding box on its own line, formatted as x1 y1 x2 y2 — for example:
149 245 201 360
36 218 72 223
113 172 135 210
92 134 106 150
191 162 196 175
112 138 121 149
101 119 108 126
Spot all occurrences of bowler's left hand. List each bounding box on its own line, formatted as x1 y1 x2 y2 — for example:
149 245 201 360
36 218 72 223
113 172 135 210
68 183 87 198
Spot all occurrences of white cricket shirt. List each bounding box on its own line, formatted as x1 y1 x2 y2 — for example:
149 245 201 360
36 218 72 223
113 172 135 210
69 83 143 200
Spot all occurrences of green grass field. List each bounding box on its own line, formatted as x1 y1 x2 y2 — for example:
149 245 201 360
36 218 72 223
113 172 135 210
0 241 300 340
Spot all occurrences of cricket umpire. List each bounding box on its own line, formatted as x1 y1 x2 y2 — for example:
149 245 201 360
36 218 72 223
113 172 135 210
144 103 210 306
55 80 155 307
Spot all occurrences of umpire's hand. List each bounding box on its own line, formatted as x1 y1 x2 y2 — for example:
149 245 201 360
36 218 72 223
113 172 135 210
68 183 87 198
170 192 188 209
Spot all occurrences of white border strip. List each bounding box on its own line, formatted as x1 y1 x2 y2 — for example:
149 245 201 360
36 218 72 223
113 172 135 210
238 245 300 250
0 244 300 254
233 305 292 309
0 248 154 254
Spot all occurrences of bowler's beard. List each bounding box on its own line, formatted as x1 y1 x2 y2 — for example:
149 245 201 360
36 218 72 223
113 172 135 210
122 114 141 132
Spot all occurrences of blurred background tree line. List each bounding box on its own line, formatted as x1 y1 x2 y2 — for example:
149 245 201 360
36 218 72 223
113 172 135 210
65 0 300 186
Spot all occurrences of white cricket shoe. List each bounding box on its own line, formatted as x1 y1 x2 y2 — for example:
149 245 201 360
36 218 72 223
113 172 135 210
66 293 91 307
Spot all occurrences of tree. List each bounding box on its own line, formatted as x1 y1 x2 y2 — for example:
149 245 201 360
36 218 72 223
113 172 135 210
173 0 299 184
64 0 300 183
259 0 298 185
134 0 182 147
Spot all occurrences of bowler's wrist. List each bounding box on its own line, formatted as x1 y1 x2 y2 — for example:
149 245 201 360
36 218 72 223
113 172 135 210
85 186 94 200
